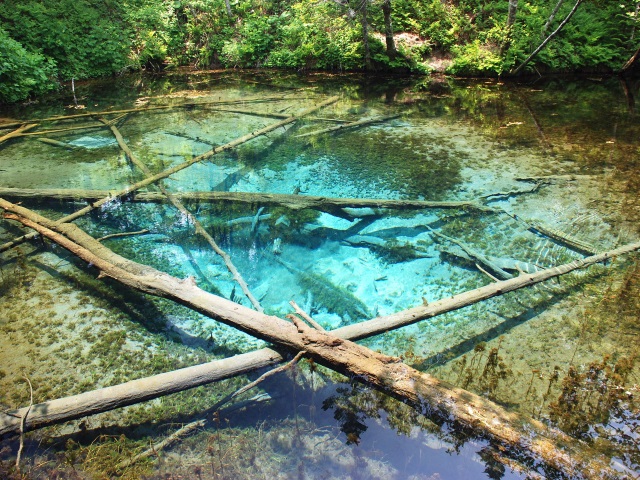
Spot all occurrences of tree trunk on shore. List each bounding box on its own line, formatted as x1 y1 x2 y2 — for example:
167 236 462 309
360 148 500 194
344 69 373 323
512 0 583 75
382 0 397 60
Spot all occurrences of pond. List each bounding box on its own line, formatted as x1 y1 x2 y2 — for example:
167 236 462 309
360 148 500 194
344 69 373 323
0 71 638 479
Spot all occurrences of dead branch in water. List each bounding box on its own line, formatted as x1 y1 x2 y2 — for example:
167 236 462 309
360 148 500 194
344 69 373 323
0 96 340 254
99 117 264 311
1 199 636 478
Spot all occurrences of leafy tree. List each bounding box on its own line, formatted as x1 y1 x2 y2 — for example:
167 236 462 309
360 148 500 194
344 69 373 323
0 27 57 103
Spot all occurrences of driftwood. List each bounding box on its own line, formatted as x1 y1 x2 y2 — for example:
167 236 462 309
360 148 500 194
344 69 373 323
0 124 38 144
0 187 496 214
0 96 303 129
99 118 263 311
295 114 400 138
428 227 513 280
0 95 340 254
1 199 638 478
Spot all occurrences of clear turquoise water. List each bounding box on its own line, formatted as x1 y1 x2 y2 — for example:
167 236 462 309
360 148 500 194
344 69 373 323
0 72 638 478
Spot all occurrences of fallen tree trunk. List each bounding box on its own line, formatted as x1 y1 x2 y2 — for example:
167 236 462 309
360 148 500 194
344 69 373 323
0 96 304 129
294 114 400 138
35 137 81 150
0 124 38 144
1 199 636 478
428 227 514 280
99 117 264 312
0 96 340 254
0 187 496 214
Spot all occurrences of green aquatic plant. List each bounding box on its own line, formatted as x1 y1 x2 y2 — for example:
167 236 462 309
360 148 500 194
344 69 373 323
297 270 371 323
548 354 638 438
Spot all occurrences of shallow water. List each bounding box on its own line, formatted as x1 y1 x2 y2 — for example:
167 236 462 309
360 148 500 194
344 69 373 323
0 71 638 479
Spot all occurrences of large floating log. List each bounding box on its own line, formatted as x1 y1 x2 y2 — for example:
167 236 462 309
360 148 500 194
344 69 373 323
1 199 636 479
0 187 495 214
0 96 340 254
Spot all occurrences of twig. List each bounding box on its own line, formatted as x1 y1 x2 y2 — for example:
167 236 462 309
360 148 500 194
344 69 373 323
475 263 500 282
288 300 326 331
97 229 150 242
16 375 33 473
116 351 305 471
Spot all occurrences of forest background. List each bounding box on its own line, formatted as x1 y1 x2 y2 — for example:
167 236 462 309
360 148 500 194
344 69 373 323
1 0 638 103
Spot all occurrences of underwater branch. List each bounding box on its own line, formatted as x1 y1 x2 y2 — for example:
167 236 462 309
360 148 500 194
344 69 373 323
1 199 636 478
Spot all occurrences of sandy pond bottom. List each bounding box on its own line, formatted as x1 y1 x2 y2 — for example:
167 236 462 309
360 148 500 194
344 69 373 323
0 73 639 479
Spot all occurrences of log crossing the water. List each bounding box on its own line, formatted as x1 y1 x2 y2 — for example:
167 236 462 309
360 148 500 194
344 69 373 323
2 198 637 479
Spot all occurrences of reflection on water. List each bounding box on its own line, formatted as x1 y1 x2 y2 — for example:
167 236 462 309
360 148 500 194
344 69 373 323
0 72 639 478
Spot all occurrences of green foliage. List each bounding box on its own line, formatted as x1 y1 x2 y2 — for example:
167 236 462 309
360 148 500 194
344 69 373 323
267 2 362 70
0 0 130 80
448 40 506 75
0 27 57 103
0 0 637 102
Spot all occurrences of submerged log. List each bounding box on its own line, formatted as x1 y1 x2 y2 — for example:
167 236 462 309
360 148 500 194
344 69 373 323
0 187 496 214
99 117 264 312
35 137 81 150
0 124 38 144
0 95 304 129
1 199 637 478
0 96 340 254
294 114 401 138
428 227 514 280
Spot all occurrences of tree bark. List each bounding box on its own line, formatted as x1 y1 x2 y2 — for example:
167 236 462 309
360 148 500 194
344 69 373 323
541 0 565 39
0 96 339 254
382 0 397 60
0 124 38 145
1 199 638 478
620 45 640 74
511 0 583 75
360 0 372 70
501 0 519 54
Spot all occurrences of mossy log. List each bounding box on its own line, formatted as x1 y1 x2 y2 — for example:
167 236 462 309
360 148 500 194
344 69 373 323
1 199 638 479
0 95 340 254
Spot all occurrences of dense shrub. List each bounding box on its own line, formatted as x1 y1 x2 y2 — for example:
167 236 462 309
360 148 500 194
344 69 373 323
0 27 57 103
